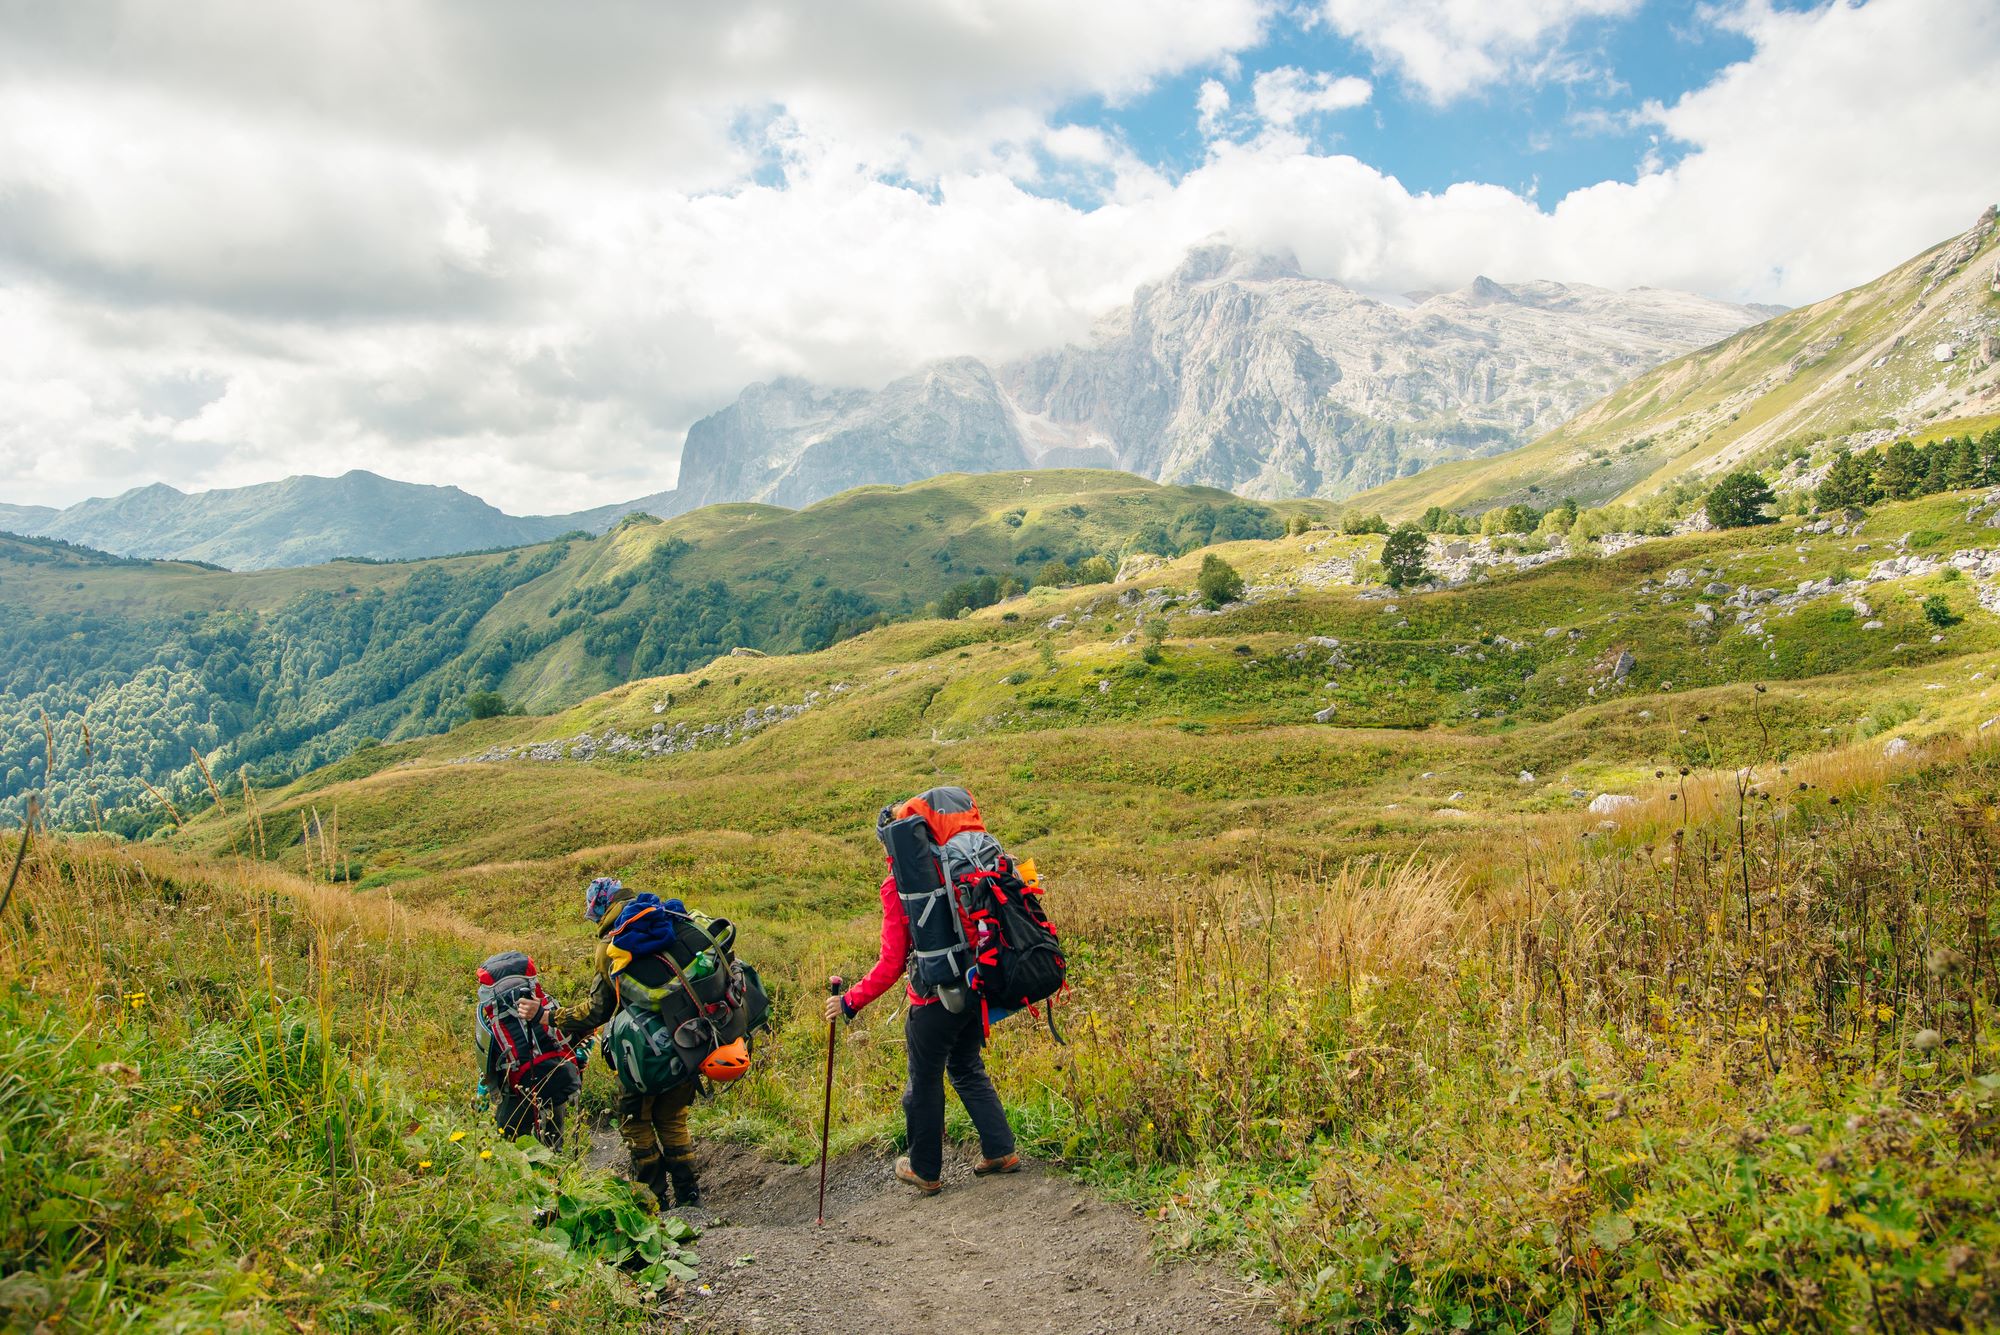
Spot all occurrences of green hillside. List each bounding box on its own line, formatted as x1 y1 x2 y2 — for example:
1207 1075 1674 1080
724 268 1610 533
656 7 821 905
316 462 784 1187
9 470 2000 1330
140 480 2000 1331
0 472 1296 828
1357 208 2000 519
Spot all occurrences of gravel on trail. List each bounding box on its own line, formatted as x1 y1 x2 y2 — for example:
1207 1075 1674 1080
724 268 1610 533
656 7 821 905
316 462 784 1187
591 1136 1277 1335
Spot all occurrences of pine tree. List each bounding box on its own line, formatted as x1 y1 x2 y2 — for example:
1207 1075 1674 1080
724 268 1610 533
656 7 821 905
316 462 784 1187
1875 441 1924 500
1381 524 1430 588
1705 471 1777 528
1948 435 1983 490
1817 449 1880 510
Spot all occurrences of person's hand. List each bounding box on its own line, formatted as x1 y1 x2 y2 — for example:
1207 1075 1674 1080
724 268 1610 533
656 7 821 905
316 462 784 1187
514 996 542 1022
822 976 847 1023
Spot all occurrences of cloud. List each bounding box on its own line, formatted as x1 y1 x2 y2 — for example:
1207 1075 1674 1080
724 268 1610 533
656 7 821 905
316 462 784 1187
0 0 1992 515
1316 0 1640 103
1249 67 1373 127
1196 79 1233 137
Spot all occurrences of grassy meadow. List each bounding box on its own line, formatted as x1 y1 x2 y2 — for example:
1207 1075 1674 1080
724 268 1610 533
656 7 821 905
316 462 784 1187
7 478 2000 1330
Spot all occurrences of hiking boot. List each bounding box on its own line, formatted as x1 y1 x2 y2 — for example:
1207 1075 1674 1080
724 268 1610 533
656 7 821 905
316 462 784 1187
665 1160 702 1209
973 1152 1021 1177
635 1159 673 1211
894 1156 942 1195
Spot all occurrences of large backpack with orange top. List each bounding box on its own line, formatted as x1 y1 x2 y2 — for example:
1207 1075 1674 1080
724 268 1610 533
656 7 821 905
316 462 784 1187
877 787 1067 1037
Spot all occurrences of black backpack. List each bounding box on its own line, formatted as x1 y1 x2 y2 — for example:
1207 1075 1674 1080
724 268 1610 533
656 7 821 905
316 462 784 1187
878 786 1068 1039
964 858 1067 1026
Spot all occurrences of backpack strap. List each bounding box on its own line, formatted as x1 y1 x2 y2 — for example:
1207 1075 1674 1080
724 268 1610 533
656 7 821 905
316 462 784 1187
651 923 723 1023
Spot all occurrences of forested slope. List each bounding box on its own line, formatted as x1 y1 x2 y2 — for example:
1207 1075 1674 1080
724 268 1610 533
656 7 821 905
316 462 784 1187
0 472 1289 828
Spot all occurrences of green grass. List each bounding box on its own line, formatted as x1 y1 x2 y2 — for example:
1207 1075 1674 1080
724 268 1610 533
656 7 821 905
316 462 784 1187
0 842 658 1332
18 468 2000 1329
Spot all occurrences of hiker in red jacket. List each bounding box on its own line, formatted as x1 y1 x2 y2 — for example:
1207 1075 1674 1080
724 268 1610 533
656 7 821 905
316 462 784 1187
823 870 1019 1194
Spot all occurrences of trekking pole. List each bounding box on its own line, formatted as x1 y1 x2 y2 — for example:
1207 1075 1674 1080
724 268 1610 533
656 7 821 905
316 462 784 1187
816 975 842 1226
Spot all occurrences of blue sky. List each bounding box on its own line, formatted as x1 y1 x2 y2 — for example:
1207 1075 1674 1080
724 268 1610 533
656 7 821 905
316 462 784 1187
1055 2 1813 205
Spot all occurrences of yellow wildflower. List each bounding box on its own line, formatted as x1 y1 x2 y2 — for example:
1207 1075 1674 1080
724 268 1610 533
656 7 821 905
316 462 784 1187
448 1130 466 1143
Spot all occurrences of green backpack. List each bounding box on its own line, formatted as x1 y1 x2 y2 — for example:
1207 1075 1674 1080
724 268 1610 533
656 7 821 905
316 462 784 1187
605 1005 697 1093
603 914 771 1094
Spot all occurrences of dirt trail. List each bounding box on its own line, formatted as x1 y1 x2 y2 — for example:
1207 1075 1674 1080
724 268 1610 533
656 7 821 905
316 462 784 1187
593 1138 1277 1334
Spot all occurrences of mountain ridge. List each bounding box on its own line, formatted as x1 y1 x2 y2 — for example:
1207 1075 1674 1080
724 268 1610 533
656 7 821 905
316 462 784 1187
1351 207 2000 518
691 246 1768 512
4 243 1769 569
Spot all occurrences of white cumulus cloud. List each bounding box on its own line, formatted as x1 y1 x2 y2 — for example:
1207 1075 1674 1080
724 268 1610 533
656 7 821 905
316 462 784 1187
1250 67 1373 126
1317 0 1640 103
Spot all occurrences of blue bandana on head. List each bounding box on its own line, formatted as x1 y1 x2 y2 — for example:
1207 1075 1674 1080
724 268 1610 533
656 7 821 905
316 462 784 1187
607 892 689 957
584 877 623 923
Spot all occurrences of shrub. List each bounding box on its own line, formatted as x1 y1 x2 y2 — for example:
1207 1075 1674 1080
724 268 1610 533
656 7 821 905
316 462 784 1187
1480 503 1541 535
1073 555 1116 585
464 690 509 720
1341 512 1389 536
1197 554 1244 608
1923 594 1962 628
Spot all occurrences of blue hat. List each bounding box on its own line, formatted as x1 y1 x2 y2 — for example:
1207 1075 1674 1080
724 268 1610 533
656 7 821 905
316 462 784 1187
584 877 624 923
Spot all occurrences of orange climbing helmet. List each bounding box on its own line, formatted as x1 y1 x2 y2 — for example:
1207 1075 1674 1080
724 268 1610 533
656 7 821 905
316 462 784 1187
699 1037 750 1083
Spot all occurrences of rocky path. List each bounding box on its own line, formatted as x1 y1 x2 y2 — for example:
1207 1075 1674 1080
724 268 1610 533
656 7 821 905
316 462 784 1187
593 1138 1277 1335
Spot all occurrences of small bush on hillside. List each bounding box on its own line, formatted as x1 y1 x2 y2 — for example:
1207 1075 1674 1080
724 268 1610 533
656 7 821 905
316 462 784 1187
1073 555 1116 585
1535 497 1580 535
1480 503 1541 535
936 572 1024 618
1197 554 1244 608
1286 514 1313 537
1341 512 1389 536
1924 594 1962 628
464 690 509 720
1704 470 1777 528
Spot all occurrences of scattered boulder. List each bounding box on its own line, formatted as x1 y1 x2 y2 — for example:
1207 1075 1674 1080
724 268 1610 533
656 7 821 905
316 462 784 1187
1115 553 1167 582
1588 793 1639 815
1518 770 1536 785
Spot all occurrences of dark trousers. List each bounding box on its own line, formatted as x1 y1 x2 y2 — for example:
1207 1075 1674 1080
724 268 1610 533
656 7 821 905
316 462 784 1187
902 1000 1014 1181
495 1060 580 1150
615 1080 698 1173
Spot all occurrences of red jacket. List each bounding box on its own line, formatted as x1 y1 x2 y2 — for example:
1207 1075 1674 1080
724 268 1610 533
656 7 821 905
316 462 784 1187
840 874 935 1014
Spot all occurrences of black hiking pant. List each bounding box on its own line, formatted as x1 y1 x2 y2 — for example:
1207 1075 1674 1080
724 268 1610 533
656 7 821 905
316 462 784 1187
902 1000 1014 1182
495 1059 580 1150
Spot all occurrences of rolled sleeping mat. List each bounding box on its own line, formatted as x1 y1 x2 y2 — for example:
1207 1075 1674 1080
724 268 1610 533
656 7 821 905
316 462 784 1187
878 812 973 998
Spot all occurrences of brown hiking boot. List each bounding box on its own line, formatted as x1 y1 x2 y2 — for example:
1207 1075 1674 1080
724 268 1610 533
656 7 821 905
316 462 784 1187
973 1152 1021 1177
894 1156 942 1195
